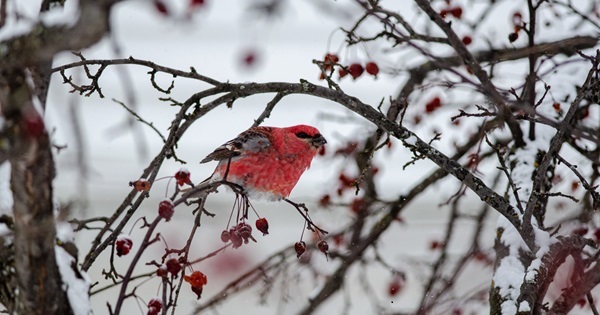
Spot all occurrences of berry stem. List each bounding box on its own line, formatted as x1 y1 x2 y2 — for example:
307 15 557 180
284 198 329 235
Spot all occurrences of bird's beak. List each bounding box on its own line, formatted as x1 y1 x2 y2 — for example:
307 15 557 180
311 134 327 147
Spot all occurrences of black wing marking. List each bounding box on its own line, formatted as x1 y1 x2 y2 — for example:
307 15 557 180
200 127 273 163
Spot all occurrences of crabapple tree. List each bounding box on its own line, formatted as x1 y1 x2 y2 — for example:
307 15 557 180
0 0 599 315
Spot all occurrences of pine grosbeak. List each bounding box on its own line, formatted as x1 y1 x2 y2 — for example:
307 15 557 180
201 125 326 200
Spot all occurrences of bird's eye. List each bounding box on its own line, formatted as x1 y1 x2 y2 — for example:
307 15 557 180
295 132 311 139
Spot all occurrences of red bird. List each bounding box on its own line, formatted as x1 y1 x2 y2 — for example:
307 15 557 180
201 125 327 200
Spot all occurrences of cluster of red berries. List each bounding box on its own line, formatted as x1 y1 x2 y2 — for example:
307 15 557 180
340 61 380 80
294 240 329 259
220 218 269 248
184 270 208 299
115 235 133 257
319 53 380 80
221 221 261 248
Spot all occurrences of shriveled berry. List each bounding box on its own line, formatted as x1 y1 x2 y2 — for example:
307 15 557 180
130 179 151 192
255 218 269 235
508 32 519 42
237 222 253 244
338 68 348 78
184 270 208 287
185 270 208 299
323 53 339 71
230 227 243 248
294 241 306 258
158 199 175 222
116 235 133 257
174 168 191 186
324 53 339 64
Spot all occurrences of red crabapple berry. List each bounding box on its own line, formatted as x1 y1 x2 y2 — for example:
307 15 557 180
451 7 462 19
115 235 133 257
508 32 519 42
338 68 348 78
158 199 175 222
294 241 306 258
184 271 208 299
255 218 269 235
156 265 168 278
462 35 472 45
166 258 182 275
221 230 231 243
174 168 191 186
147 298 162 315
388 275 405 297
348 63 364 80
317 240 329 253
130 178 151 192
365 62 380 77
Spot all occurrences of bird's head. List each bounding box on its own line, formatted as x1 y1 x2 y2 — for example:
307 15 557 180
286 125 327 149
